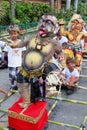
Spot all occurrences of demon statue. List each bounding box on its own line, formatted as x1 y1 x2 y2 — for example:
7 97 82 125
59 13 86 70
6 14 62 108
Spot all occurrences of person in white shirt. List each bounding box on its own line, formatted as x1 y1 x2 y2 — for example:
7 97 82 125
53 30 68 69
54 30 68 47
62 57 79 95
4 23 26 90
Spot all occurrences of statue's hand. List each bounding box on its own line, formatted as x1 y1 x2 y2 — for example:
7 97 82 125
3 38 13 47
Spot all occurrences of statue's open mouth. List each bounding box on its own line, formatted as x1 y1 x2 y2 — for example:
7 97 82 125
38 29 46 36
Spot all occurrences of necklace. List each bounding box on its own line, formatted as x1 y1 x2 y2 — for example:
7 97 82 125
35 35 42 50
35 35 50 51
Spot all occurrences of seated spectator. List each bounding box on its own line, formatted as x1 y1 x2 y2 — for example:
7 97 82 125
53 30 68 69
61 57 79 95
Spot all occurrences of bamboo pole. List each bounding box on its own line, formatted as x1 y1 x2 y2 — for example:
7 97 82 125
80 75 87 78
48 100 58 116
82 115 87 126
81 66 87 69
0 89 19 104
0 126 4 130
11 90 18 93
48 120 80 129
82 59 87 62
0 109 8 113
0 92 13 104
80 115 87 130
48 90 61 116
47 97 87 105
77 85 87 90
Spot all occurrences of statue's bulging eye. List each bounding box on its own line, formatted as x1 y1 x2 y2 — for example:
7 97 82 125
47 21 52 24
46 20 54 26
39 19 44 23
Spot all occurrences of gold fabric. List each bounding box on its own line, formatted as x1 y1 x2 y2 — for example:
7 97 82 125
19 67 44 78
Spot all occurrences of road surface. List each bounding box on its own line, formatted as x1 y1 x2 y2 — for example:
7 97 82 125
0 61 87 130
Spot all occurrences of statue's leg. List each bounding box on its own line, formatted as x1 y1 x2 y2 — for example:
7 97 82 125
75 52 82 71
75 52 82 66
17 82 31 108
30 78 42 103
17 73 31 108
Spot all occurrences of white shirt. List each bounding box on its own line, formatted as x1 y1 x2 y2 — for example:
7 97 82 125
62 67 79 83
52 56 58 66
4 40 26 67
80 39 85 50
54 36 68 47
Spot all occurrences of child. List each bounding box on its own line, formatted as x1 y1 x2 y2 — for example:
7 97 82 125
53 30 68 48
62 57 79 95
4 23 26 91
0 88 8 97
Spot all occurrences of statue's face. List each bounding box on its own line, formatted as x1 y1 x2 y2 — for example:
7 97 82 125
38 14 58 37
71 19 84 32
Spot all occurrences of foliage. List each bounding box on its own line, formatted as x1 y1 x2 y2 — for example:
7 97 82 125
15 2 51 23
77 2 87 16
0 1 10 25
0 1 7 21
56 6 74 19
0 2 52 25
0 1 87 26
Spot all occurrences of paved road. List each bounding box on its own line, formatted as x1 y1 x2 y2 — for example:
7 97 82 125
0 61 87 130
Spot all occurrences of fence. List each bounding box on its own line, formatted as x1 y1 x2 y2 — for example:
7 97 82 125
0 16 87 39
0 22 38 39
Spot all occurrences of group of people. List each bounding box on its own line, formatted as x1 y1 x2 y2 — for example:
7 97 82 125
0 13 87 108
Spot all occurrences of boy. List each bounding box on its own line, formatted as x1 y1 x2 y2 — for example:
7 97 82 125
4 23 26 91
62 57 79 95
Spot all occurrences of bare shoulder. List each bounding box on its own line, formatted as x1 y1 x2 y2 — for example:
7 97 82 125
20 34 36 47
23 34 35 42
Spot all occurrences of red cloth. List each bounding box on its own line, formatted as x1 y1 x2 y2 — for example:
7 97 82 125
8 97 48 130
69 76 76 90
69 76 75 83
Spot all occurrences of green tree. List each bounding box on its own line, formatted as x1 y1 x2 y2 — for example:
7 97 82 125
8 0 16 22
74 0 78 12
0 1 6 20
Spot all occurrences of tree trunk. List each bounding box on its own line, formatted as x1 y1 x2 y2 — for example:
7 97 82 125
66 0 71 10
74 0 78 12
50 0 55 10
85 0 87 11
9 0 16 18
57 0 61 13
